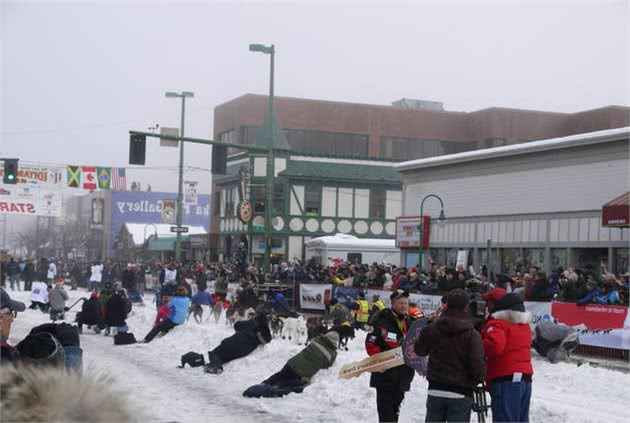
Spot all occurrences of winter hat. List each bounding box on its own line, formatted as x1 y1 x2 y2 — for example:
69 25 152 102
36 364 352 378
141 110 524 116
324 330 340 347
390 289 410 302
113 282 123 292
481 288 507 303
176 286 188 296
0 288 25 312
493 293 526 313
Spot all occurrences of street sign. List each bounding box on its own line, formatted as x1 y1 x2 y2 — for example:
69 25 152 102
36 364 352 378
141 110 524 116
253 225 264 232
170 226 189 233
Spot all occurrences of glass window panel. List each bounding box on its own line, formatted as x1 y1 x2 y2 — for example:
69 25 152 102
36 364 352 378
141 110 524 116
304 184 321 216
615 248 629 275
252 186 265 214
369 188 386 219
551 248 568 271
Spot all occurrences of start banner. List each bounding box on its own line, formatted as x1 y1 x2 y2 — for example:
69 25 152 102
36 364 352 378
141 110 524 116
0 186 63 217
300 283 331 311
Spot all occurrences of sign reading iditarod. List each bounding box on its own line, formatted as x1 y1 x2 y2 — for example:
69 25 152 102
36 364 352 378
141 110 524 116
0 165 64 188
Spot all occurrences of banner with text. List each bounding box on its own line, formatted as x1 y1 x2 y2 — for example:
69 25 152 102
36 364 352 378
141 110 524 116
0 165 65 188
0 186 63 217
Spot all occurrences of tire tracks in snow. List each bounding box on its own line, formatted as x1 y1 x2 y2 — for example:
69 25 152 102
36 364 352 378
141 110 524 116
81 333 294 423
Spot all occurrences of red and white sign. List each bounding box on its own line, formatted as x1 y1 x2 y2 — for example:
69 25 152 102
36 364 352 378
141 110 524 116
0 187 63 217
82 166 97 190
396 216 431 249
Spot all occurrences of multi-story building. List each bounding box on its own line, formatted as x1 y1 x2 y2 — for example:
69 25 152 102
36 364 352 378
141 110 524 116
212 115 402 263
214 94 629 160
211 94 629 263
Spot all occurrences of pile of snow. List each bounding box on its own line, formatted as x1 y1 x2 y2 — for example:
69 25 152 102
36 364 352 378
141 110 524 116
6 288 630 423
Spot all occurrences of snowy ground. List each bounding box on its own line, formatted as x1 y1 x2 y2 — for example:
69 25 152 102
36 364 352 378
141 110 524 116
6 288 630 423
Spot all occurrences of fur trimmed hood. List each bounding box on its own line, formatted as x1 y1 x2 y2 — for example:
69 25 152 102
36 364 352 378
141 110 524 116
490 309 532 325
1 365 132 422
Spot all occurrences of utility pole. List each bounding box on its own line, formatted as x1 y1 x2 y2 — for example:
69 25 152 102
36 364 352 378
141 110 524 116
249 43 276 272
165 91 194 262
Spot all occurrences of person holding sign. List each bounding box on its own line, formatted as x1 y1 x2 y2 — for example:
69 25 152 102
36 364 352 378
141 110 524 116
365 289 415 423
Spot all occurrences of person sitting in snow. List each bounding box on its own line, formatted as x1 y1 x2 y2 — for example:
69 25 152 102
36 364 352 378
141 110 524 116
104 285 130 336
243 331 339 398
48 279 68 321
204 313 272 374
29 280 50 312
154 296 171 327
76 292 106 334
143 286 190 343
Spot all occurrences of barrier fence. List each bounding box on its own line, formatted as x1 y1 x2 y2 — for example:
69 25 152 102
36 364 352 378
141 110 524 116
297 283 630 359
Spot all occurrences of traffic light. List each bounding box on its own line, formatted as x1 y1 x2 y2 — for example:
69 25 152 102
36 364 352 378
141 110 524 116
129 133 146 165
3 159 18 184
211 145 227 175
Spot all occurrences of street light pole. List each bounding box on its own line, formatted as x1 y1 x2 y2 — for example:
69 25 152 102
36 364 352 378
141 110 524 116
165 91 194 262
418 194 446 271
250 43 275 272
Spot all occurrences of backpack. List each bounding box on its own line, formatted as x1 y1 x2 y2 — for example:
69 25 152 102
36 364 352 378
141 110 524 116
114 332 137 345
179 351 205 368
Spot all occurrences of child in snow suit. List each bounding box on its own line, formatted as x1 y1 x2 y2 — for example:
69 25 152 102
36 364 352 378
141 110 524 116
143 287 190 343
243 331 339 398
204 313 272 374
154 296 171 327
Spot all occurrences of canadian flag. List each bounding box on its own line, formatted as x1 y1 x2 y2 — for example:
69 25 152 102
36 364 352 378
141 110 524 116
82 166 97 190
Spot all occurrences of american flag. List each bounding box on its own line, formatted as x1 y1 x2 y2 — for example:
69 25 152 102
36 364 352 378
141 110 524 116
111 167 127 191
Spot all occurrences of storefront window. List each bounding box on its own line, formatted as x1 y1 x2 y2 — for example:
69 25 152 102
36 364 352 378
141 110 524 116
615 248 629 275
480 248 499 275
524 248 545 272
551 248 568 271
573 248 607 274
429 248 445 267
500 248 522 274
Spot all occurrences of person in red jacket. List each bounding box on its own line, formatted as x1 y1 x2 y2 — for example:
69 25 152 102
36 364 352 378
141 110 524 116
154 296 171 327
481 289 533 422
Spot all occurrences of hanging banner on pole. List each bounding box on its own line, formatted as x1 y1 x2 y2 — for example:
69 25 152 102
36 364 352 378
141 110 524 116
161 199 176 224
184 181 198 205
0 186 63 217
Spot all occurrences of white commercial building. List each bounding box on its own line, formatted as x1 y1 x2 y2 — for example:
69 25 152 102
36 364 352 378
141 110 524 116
395 127 630 275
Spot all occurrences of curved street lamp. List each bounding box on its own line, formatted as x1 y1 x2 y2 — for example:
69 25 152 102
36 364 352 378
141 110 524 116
418 194 447 270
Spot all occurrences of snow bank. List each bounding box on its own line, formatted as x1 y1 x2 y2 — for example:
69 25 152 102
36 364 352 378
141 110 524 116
7 288 630 423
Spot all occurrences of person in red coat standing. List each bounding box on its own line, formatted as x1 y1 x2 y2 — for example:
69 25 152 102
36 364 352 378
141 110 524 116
481 289 533 422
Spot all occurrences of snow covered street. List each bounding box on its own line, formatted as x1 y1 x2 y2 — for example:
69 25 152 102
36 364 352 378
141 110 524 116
6 288 630 423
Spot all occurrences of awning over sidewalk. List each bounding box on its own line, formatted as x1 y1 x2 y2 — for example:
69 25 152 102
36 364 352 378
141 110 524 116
602 192 629 228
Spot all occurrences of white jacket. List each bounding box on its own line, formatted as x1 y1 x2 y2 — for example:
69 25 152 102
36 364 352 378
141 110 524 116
47 263 57 279
90 264 103 282
30 281 49 303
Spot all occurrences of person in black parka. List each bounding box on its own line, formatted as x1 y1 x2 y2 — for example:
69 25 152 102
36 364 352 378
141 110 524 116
76 292 106 334
104 289 129 335
204 313 271 374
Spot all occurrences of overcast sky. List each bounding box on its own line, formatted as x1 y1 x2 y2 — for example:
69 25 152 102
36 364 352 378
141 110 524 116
1 0 628 196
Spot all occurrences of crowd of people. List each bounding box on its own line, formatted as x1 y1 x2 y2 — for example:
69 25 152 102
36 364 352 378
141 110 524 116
0 252 625 422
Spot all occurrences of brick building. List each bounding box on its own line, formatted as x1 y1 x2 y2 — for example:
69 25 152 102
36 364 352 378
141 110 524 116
214 94 629 160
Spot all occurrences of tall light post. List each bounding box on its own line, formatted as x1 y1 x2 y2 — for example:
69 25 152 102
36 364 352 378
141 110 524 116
418 194 446 271
165 90 194 262
249 43 275 272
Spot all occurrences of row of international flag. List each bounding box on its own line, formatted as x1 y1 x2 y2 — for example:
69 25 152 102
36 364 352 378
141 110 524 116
66 166 126 191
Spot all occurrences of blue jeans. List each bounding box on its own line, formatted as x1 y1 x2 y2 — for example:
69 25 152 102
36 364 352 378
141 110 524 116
9 275 20 290
425 395 472 422
490 380 532 422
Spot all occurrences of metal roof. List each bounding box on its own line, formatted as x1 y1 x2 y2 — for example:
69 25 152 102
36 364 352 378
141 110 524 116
396 127 630 172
